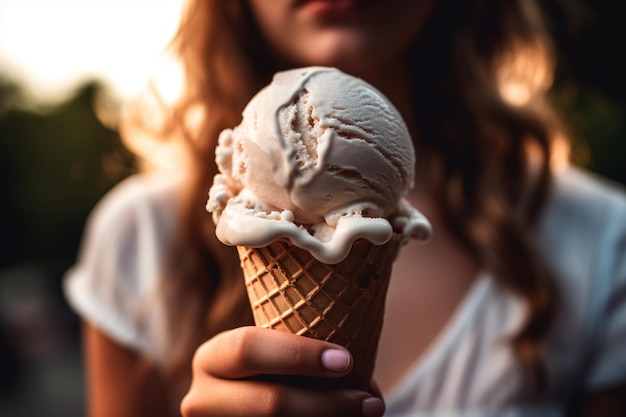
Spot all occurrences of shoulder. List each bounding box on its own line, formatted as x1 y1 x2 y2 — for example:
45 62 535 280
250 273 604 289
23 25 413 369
539 166 626 391
547 165 626 219
88 173 183 234
539 165 626 251
75 172 185 285
77 173 184 260
538 165 626 287
64 173 185 354
539 165 626 284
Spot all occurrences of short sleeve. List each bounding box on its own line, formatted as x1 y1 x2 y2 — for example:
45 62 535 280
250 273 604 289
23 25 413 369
585 193 626 389
63 174 180 358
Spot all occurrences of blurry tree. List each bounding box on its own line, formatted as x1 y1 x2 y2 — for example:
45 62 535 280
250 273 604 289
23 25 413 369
0 77 135 413
546 0 626 184
0 79 136 273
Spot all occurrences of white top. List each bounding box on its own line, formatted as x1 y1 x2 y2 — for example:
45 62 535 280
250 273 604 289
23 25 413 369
64 166 626 416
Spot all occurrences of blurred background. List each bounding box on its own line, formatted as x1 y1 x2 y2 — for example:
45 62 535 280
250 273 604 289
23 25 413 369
0 1 624 416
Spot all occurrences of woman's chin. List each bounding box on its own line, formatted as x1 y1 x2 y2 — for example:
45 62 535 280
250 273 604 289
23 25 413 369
290 31 388 75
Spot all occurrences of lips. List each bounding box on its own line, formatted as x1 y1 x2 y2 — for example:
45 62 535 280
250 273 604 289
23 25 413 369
296 0 365 18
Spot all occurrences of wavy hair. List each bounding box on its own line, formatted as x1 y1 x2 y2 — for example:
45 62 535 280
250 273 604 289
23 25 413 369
409 0 566 392
121 0 568 393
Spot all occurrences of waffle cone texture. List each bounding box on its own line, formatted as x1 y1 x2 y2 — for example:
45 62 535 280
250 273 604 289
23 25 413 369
237 236 402 390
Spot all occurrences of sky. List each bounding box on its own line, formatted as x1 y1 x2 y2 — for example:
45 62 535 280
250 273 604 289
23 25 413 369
0 0 184 103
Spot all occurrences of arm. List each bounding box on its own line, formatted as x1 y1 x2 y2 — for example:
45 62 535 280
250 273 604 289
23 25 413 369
180 326 385 417
83 322 174 417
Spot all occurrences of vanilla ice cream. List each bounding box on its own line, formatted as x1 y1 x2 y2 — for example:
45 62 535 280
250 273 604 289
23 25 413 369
207 67 430 263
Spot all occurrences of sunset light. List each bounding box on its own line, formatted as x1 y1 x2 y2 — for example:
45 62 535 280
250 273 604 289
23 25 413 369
0 0 184 103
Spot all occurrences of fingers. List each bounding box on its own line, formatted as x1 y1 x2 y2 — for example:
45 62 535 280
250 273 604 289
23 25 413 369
181 378 384 417
195 326 353 380
369 380 383 398
181 326 385 417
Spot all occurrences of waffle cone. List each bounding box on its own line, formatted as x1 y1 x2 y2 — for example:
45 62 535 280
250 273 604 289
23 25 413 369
237 236 401 390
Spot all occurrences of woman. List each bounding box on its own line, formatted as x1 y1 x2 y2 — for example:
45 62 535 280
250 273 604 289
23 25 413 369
65 0 626 416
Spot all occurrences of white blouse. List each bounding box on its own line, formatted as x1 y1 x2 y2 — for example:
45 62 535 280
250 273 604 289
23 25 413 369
64 167 626 416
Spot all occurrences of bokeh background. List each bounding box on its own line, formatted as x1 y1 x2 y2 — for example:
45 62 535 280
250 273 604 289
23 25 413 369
0 1 624 416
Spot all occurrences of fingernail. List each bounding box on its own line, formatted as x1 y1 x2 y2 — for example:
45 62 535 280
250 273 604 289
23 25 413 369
362 397 385 417
321 349 351 372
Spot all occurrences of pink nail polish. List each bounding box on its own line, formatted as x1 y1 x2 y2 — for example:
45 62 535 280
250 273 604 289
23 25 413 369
321 349 351 372
362 397 385 417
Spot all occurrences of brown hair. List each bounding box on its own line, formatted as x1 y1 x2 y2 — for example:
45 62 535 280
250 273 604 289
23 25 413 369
410 0 565 391
122 0 567 393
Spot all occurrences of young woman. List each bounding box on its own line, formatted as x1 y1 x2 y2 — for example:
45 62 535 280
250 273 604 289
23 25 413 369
64 0 626 416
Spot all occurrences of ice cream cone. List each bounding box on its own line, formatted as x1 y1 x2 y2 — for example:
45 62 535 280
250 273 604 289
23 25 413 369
237 236 402 390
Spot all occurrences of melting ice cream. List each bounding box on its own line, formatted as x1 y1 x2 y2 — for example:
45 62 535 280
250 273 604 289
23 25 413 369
207 67 430 263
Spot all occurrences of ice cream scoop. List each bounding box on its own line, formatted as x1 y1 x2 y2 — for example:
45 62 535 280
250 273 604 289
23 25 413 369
207 66 430 263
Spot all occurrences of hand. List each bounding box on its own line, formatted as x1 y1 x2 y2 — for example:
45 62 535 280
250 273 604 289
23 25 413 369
180 326 385 417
